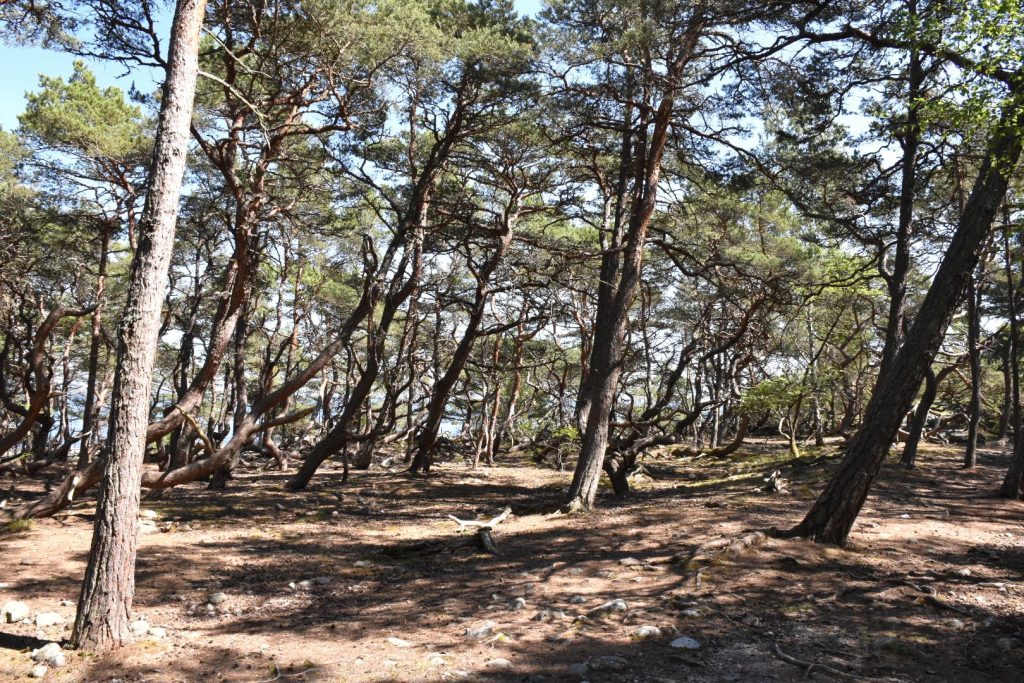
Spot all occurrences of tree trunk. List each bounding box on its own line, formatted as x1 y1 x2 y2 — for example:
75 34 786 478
965 272 982 468
785 90 1024 545
78 221 110 468
72 0 206 651
566 88 676 511
900 366 940 468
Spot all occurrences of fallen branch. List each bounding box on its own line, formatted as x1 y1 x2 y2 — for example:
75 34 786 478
773 643 899 682
447 506 511 532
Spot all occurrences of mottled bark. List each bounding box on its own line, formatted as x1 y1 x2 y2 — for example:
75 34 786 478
786 90 1024 545
72 0 206 652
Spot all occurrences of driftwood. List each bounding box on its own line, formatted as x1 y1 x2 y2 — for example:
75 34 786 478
447 506 511 554
382 507 512 557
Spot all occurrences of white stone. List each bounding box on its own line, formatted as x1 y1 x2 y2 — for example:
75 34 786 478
486 658 512 669
31 642 62 664
670 636 701 650
465 620 496 639
632 625 662 640
129 619 150 636
148 626 167 639
2 601 29 623
34 612 63 628
208 591 228 605
588 599 628 616
29 664 48 678
509 597 527 611
386 637 414 647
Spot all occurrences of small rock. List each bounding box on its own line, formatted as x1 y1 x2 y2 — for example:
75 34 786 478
29 664 48 678
870 636 896 651
59 599 73 607
386 637 414 647
533 608 566 623
465 620 496 639
353 560 373 568
947 619 965 630
140 509 158 520
313 576 331 586
588 599 628 617
569 595 587 604
509 597 527 611
670 636 701 650
129 619 149 636
31 642 63 666
632 625 662 640
742 614 761 626
619 557 641 566
205 603 216 614
956 568 972 578
587 655 629 672
297 579 313 589
566 567 584 576
567 662 589 676
485 658 512 670
996 637 1017 652
148 626 167 639
208 591 228 605
34 612 63 628
899 514 911 519
2 601 29 623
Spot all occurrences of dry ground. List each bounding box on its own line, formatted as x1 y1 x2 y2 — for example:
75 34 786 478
1 440 1022 682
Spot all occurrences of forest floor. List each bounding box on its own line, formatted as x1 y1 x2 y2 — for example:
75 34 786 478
1 439 1022 683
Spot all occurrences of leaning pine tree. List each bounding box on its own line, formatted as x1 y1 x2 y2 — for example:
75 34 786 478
72 0 207 651
787 80 1024 545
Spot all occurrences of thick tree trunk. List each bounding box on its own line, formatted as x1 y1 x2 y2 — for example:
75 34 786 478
72 0 206 652
566 90 676 511
786 91 1024 545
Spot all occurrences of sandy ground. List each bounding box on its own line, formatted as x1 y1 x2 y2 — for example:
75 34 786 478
0 440 1022 682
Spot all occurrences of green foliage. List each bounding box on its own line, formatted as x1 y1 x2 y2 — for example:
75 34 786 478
19 60 149 162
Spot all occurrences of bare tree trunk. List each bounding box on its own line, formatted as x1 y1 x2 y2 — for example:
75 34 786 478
900 366 942 468
566 86 676 511
965 272 982 468
785 91 1024 545
72 0 206 651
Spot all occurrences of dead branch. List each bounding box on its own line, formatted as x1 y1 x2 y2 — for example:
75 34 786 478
773 643 900 682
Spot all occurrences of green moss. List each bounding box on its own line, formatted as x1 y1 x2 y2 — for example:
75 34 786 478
3 519 33 534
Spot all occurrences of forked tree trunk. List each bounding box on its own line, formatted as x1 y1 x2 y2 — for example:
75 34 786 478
566 91 676 511
72 0 206 651
786 91 1024 545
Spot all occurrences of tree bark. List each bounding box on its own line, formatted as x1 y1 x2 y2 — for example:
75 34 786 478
72 0 206 651
566 90 676 511
785 89 1024 545
964 272 982 468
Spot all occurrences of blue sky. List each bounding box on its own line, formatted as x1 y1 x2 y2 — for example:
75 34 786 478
0 0 545 131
